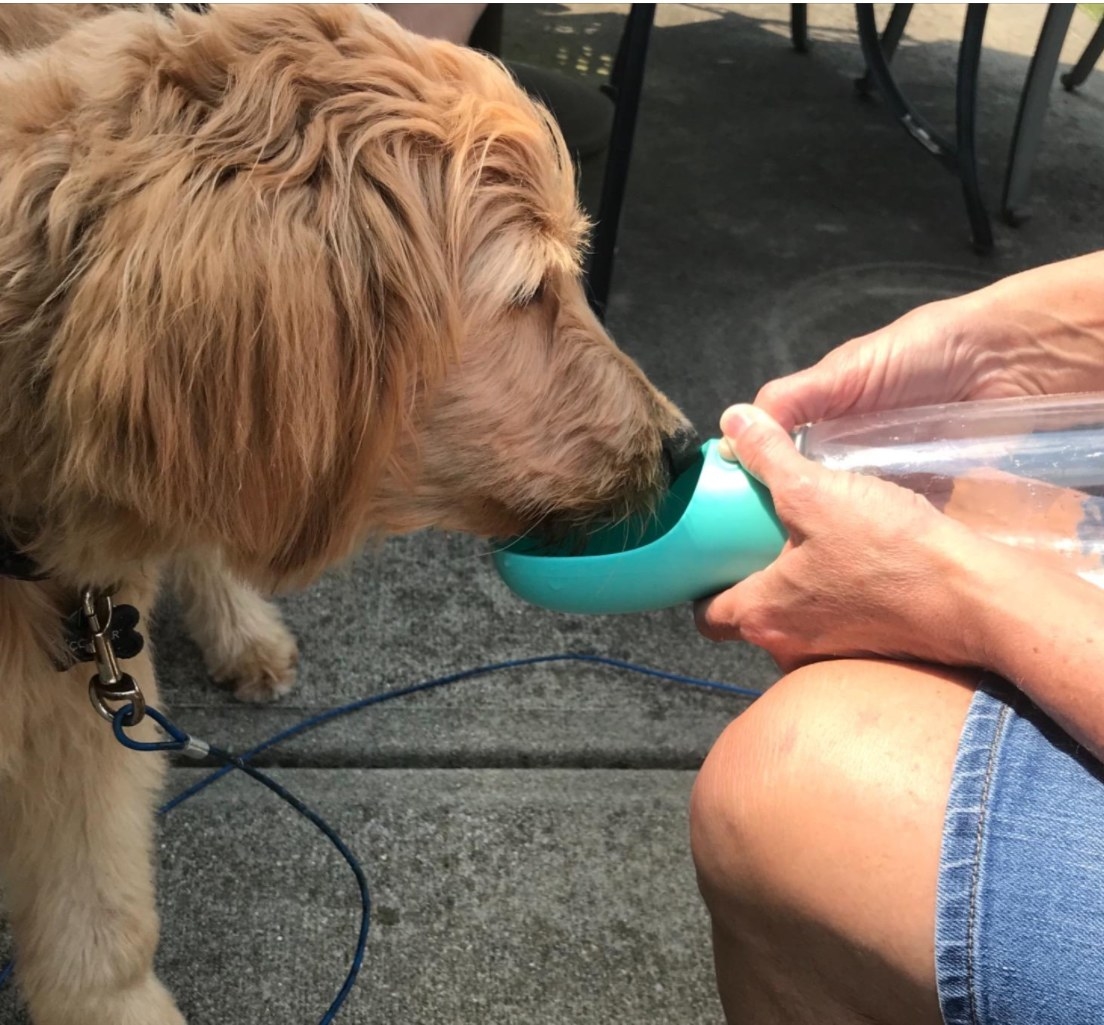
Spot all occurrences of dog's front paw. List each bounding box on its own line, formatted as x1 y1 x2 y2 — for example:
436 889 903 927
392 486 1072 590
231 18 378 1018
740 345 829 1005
172 552 301 703
208 608 299 703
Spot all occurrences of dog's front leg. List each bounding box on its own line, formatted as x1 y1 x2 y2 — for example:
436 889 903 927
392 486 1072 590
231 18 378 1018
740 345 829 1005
0 588 185 1025
170 546 299 703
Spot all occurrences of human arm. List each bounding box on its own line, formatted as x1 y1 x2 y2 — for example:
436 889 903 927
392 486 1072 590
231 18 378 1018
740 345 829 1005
696 404 1104 762
756 250 1104 431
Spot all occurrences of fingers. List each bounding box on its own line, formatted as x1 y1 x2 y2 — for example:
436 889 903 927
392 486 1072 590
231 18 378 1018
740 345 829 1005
694 590 742 643
694 583 806 673
754 370 828 431
753 348 868 431
717 404 808 490
694 566 769 646
756 302 997 432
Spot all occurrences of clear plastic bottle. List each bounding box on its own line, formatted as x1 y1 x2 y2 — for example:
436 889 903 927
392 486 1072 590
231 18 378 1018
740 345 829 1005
792 392 1104 585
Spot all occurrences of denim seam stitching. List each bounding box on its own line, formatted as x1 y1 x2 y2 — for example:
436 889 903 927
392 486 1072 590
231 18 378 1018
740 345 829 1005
965 697 1012 1025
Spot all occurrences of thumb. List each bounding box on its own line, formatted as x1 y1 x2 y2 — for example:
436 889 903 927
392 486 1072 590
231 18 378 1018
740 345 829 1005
717 404 806 488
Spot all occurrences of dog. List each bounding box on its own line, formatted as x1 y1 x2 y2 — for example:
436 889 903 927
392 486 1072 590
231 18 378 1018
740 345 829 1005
0 6 696 1022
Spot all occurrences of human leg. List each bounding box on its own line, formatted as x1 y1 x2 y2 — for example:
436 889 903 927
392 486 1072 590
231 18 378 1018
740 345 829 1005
377 4 486 45
690 659 976 1025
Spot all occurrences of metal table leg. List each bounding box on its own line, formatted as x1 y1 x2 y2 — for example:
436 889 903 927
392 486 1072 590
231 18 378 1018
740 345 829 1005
854 3 914 96
791 4 809 53
586 3 656 321
1061 17 1104 91
954 4 991 251
855 3 993 252
1002 4 1075 225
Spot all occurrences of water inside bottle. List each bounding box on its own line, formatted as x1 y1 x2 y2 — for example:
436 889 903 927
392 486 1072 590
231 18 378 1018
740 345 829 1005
797 394 1104 586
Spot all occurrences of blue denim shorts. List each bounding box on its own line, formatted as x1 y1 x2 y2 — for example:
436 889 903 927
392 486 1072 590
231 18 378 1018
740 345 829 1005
937 676 1104 1025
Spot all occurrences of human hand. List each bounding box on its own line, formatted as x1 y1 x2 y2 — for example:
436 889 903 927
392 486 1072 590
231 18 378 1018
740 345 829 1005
757 260 1104 432
694 404 990 672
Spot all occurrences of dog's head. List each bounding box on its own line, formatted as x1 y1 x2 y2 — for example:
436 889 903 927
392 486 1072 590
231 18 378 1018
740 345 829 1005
0 4 694 587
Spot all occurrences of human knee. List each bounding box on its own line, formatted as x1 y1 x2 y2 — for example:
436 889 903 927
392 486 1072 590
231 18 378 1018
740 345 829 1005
690 667 815 909
691 660 920 906
691 659 977 905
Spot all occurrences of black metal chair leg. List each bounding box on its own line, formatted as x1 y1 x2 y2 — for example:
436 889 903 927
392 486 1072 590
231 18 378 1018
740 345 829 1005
586 4 656 322
1061 16 1104 91
855 5 957 167
791 4 809 53
955 4 992 252
1001 3 1075 225
855 3 992 252
855 4 914 96
467 3 503 55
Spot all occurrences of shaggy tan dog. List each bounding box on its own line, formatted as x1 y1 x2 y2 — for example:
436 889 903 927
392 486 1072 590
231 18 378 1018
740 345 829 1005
0 4 694 1023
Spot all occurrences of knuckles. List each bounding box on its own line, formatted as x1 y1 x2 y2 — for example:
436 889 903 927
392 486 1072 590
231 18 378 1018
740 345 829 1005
769 467 825 524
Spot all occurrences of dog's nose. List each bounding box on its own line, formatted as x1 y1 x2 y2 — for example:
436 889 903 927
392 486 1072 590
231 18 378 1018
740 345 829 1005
661 424 702 482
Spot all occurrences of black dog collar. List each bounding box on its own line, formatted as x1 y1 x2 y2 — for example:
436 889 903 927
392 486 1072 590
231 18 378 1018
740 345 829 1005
0 534 47 581
0 536 144 672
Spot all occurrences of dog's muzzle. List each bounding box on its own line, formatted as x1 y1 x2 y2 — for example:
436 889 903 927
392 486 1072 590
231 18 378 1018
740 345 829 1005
661 425 702 482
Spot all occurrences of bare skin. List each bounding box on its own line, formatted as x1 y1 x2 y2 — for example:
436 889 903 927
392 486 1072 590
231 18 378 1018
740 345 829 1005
692 660 975 1025
377 4 486 45
691 250 1104 1024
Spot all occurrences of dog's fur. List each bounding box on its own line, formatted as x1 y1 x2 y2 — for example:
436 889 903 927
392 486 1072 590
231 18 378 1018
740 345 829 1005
0 6 691 1022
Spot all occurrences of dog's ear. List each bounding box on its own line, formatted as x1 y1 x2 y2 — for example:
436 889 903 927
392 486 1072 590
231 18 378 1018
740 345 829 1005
30 5 465 584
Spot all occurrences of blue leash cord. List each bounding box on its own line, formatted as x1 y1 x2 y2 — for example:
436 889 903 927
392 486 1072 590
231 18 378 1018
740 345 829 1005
113 706 369 1025
0 653 760 1019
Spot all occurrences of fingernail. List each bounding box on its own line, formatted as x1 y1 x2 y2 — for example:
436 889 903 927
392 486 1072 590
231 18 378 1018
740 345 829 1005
719 404 754 438
718 405 754 462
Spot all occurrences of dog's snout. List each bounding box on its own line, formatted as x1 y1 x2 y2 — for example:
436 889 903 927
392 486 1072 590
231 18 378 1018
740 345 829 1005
661 424 702 482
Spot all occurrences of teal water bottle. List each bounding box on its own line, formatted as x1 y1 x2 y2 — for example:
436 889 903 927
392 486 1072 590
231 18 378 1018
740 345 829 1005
493 392 1104 614
493 438 786 614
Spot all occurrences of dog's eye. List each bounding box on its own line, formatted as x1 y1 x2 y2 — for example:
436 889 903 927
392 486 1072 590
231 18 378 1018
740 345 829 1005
511 280 546 309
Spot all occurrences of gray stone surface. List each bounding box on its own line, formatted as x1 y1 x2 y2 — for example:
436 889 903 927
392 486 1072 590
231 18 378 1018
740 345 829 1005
3 4 1104 1023
2 771 716 1025
155 770 714 1025
150 533 765 769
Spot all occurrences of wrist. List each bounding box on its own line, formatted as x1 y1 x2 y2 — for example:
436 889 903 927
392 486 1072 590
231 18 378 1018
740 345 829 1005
942 527 1085 677
947 528 1104 758
921 517 1007 667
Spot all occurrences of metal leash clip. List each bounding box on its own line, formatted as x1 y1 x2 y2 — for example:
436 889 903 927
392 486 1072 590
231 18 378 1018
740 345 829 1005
81 586 146 726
